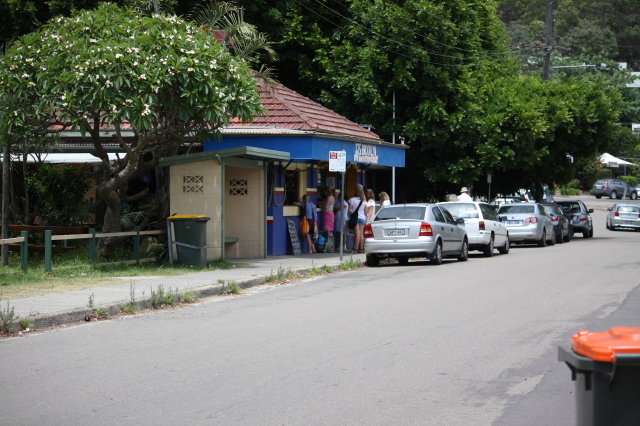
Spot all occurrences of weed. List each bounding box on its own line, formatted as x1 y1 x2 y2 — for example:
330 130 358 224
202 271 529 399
339 259 361 271
87 293 94 308
227 281 240 294
164 286 180 306
0 299 18 333
95 308 109 318
150 284 166 309
180 291 197 303
266 265 287 283
19 316 33 330
308 266 323 275
221 281 240 295
322 265 333 273
286 268 301 279
122 281 139 314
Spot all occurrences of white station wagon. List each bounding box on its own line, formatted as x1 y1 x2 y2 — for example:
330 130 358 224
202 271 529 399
438 202 510 256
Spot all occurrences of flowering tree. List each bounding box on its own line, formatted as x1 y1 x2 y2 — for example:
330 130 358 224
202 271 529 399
0 3 263 254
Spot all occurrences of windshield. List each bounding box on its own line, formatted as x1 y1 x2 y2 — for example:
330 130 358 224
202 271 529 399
498 205 535 214
556 202 580 213
375 206 426 221
438 203 479 219
618 206 640 213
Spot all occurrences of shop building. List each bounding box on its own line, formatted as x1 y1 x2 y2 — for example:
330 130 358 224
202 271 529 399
161 82 408 258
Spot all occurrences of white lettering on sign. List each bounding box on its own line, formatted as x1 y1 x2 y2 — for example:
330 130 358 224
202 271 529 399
354 143 378 164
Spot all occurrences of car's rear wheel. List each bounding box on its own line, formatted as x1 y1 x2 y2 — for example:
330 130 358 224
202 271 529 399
457 239 469 261
430 241 443 265
610 190 617 199
498 235 510 254
538 230 547 247
632 192 638 200
556 228 564 244
583 227 590 238
549 229 556 245
563 229 571 242
588 227 594 238
366 255 379 267
397 257 409 265
482 236 494 257
606 220 610 230
595 195 602 199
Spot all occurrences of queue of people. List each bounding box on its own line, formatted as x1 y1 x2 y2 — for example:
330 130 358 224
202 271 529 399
296 186 392 254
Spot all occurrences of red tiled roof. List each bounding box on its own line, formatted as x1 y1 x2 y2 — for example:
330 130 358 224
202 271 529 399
229 82 380 140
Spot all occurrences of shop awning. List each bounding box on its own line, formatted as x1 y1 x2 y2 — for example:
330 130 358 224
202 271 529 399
600 153 639 167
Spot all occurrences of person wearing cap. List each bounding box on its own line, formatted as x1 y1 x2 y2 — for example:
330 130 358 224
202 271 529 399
457 187 473 202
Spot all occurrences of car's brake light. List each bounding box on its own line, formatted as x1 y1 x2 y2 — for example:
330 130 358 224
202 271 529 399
604 184 609 188
420 222 433 236
524 217 538 223
364 224 373 238
580 213 586 221
550 216 559 222
614 211 619 217
479 221 485 230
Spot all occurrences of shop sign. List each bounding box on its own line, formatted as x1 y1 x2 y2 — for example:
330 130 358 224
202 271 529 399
354 143 378 164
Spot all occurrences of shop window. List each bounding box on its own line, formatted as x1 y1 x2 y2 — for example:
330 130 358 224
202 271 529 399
316 166 326 203
229 179 248 195
183 175 203 193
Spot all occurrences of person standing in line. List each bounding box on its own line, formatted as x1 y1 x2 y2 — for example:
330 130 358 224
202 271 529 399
334 193 349 250
364 188 376 225
293 195 316 254
379 191 391 208
348 185 366 254
457 187 473 202
321 187 335 237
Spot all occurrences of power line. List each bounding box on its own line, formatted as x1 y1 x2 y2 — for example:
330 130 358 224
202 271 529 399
293 0 516 68
327 0 513 58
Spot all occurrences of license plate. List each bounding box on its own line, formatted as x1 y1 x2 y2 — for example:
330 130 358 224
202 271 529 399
387 229 405 236
506 220 520 225
624 221 634 225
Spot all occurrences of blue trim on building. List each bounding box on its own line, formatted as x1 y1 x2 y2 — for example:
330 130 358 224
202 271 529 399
204 135 405 167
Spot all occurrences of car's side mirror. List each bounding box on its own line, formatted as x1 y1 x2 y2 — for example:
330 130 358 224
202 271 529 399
607 208 611 211
588 209 594 213
456 218 465 225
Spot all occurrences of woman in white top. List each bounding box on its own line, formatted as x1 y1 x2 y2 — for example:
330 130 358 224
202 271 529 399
348 185 367 253
379 191 391 208
364 188 375 225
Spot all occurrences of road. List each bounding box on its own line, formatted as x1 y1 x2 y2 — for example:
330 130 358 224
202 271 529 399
1 196 638 425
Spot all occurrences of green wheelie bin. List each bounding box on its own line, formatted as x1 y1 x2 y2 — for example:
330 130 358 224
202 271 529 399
558 327 640 425
167 215 210 267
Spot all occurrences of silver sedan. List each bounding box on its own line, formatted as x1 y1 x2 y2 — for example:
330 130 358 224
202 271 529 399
363 203 468 267
497 203 555 246
606 203 640 231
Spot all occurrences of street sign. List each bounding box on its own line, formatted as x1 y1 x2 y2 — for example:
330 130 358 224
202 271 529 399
329 150 346 172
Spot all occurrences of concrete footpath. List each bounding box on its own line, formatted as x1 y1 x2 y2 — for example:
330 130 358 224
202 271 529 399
7 252 366 332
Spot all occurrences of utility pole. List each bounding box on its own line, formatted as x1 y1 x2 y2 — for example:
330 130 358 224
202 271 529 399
542 0 555 81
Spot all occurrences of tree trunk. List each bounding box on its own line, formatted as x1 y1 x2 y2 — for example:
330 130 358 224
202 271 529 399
96 189 122 257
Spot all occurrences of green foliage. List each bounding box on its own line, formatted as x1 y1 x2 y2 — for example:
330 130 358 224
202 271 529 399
95 308 109 318
339 258 361 271
0 3 264 237
0 299 18 333
620 176 638 187
180 290 197 303
25 163 94 226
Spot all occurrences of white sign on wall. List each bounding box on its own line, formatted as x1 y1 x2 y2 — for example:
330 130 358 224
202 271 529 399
354 143 378 164
329 150 346 172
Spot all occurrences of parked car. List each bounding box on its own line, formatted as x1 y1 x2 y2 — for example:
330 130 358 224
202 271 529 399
592 179 638 200
540 202 571 243
437 201 510 256
606 203 640 231
363 204 468 267
554 200 594 238
497 203 555 246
